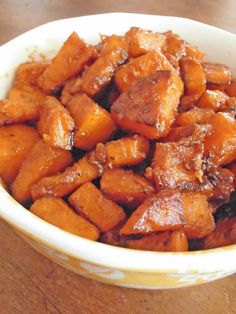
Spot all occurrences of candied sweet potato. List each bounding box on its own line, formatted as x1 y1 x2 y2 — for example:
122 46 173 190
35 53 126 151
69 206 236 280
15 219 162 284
38 32 96 92
164 31 186 60
31 151 102 200
95 135 149 167
203 217 236 249
0 125 40 185
228 163 236 189
81 35 128 96
162 125 195 142
100 168 154 207
174 107 215 126
125 27 166 57
182 192 215 239
204 112 236 165
112 71 183 139
114 50 173 93
185 44 205 63
11 140 73 203
60 77 82 105
30 197 99 240
67 93 117 150
120 189 185 235
197 90 229 111
69 182 125 232
38 96 74 150
225 79 236 97
203 63 231 84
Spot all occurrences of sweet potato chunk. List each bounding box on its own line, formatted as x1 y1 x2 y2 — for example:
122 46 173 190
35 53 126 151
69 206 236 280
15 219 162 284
164 31 186 60
197 90 229 111
175 107 215 126
100 168 154 207
67 93 117 150
203 63 231 84
60 77 82 105
81 35 128 96
0 125 40 185
125 27 166 57
38 32 96 92
185 44 205 63
182 192 215 239
162 125 195 142
114 50 173 93
120 189 185 235
95 135 149 167
31 151 102 200
225 79 236 97
30 197 99 240
228 163 236 189
112 71 183 139
69 182 125 232
11 140 73 203
38 96 74 150
204 112 236 165
203 217 236 249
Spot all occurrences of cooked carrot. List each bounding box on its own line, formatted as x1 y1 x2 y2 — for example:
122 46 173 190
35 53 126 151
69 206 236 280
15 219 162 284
197 90 229 111
69 182 125 232
67 93 117 150
0 125 40 185
174 107 215 126
11 140 73 203
30 197 99 240
185 44 205 63
100 168 154 207
182 192 215 239
81 35 128 96
38 32 97 92
164 31 186 60
31 151 102 200
114 50 173 93
203 62 231 84
112 71 183 139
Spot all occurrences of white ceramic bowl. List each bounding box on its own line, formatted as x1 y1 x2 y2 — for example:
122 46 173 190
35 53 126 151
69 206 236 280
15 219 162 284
0 13 235 289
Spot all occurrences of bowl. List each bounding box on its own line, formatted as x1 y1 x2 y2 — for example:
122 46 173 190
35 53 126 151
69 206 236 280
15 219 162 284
0 13 235 289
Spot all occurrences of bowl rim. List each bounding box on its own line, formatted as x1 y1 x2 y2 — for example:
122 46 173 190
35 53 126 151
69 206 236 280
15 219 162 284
0 13 235 274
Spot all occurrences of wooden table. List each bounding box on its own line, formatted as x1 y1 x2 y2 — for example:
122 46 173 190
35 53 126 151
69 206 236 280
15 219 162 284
0 1 235 313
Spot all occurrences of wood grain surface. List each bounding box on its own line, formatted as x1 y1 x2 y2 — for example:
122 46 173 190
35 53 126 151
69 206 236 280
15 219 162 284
0 1 235 313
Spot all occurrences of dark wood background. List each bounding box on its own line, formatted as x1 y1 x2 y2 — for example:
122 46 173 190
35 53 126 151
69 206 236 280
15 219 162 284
0 1 235 313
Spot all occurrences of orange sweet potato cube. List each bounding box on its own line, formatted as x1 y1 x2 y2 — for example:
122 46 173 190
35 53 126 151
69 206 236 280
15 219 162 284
69 182 125 232
204 112 236 165
67 93 117 150
11 140 73 203
164 31 186 60
114 50 173 93
182 192 215 239
203 63 231 84
197 90 229 111
0 125 40 185
225 79 236 97
228 163 236 189
203 217 236 249
162 125 195 142
38 96 74 150
30 197 99 240
60 77 82 105
31 151 102 200
120 189 185 235
185 44 205 63
111 71 183 139
125 27 166 57
38 32 97 92
174 107 215 126
100 168 154 207
81 35 128 96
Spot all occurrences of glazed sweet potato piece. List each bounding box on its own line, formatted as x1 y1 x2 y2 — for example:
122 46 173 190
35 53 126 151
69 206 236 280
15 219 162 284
11 140 73 203
164 31 186 60
203 63 231 84
100 168 154 207
114 50 173 93
125 27 166 57
38 96 74 150
81 35 128 96
0 125 40 185
60 77 82 105
225 79 236 97
174 107 215 126
162 125 195 142
67 93 117 150
228 163 236 189
185 44 205 63
197 90 229 111
30 197 99 240
69 182 125 232
95 135 150 167
204 112 236 165
38 32 97 92
182 192 215 239
31 151 102 200
203 217 236 249
112 71 183 139
120 189 185 235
